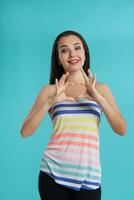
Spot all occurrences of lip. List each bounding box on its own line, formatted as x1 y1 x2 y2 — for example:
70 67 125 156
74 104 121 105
68 59 80 64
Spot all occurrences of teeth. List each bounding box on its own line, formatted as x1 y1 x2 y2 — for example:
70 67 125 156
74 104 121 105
69 60 79 63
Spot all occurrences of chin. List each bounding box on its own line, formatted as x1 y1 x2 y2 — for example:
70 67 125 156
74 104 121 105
68 65 82 72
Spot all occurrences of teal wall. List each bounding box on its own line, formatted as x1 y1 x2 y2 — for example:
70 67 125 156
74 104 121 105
0 0 133 199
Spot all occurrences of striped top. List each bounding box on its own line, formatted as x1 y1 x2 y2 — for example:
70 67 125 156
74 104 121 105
40 98 102 191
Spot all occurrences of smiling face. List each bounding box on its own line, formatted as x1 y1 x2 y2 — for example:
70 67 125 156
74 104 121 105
57 35 86 73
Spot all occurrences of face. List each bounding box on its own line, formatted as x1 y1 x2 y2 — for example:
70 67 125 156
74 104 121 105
57 35 86 73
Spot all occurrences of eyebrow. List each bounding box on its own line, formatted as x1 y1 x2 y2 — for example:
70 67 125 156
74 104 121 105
59 43 81 48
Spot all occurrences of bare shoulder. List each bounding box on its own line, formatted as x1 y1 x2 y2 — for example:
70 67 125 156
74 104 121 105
96 82 109 95
26 84 56 115
96 82 123 115
96 82 116 100
40 84 56 99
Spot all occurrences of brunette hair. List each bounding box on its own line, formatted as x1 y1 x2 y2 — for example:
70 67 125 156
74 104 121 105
49 30 90 84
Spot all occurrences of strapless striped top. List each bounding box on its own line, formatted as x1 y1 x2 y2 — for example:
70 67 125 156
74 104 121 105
40 98 102 191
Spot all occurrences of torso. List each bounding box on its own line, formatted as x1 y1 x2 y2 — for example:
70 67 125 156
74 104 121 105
40 95 102 191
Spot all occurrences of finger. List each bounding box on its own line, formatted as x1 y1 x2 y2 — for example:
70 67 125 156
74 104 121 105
84 93 93 100
88 69 95 84
75 80 85 85
88 69 93 82
55 78 59 92
65 82 75 88
81 68 89 83
92 73 96 86
56 78 59 87
88 69 93 77
77 94 85 99
59 74 66 86
63 72 69 84
65 71 69 77
63 71 70 84
59 72 69 85
65 97 76 102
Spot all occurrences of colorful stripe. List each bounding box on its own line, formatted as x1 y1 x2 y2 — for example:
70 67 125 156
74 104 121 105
40 98 102 191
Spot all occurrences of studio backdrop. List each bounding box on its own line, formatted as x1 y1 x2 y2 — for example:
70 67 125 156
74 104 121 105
0 0 133 199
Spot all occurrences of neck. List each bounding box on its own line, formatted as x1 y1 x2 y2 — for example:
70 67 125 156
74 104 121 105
65 69 85 83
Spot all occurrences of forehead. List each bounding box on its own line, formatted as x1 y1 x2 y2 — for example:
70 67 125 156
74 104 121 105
57 35 83 47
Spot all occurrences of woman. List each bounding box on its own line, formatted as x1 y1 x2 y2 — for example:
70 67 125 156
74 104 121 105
20 30 127 200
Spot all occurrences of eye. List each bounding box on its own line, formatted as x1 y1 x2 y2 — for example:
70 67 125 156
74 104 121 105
75 46 81 50
61 48 69 53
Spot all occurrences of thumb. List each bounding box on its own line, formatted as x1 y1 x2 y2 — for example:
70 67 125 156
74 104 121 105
65 97 76 102
77 94 85 99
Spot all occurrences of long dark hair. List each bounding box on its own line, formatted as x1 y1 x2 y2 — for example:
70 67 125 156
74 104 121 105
49 30 90 84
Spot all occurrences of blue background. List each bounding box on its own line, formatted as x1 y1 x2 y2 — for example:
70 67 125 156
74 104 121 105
0 0 133 199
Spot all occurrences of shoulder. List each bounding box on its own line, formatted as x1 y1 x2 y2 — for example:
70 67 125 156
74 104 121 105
96 82 110 95
41 84 55 93
96 82 116 101
39 84 56 99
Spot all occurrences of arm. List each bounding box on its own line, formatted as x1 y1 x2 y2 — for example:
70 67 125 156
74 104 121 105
20 72 75 138
96 84 127 136
20 85 53 138
80 68 127 136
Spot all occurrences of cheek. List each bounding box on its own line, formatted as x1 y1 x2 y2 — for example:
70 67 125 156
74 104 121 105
59 54 68 63
79 54 85 62
78 50 85 58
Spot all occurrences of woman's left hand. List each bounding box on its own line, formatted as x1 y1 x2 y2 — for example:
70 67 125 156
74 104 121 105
80 68 104 102
80 68 127 135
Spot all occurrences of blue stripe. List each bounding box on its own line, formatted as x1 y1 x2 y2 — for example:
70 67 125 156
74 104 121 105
52 102 101 110
83 179 101 186
81 184 101 190
52 109 101 120
43 171 101 187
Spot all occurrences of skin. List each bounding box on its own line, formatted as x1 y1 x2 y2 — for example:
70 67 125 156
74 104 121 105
20 35 127 137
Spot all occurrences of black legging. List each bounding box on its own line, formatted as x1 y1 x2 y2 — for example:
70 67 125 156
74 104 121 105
38 171 101 200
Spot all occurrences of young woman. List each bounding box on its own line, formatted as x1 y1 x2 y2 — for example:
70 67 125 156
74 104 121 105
20 30 127 200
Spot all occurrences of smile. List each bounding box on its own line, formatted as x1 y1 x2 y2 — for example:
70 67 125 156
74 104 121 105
68 59 80 64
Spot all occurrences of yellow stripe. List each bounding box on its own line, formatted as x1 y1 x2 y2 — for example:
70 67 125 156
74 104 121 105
53 116 99 127
53 124 98 133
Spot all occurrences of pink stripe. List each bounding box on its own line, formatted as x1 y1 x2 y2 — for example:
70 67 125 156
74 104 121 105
45 151 100 168
47 146 99 157
49 140 99 150
51 132 98 141
47 149 99 161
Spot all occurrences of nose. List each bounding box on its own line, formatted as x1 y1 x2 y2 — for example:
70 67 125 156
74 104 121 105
69 49 76 57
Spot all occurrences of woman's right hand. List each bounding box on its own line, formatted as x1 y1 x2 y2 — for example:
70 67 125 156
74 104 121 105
48 72 76 106
20 73 75 137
